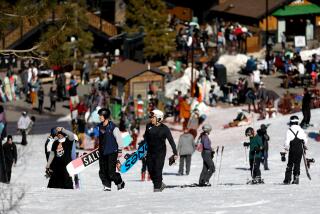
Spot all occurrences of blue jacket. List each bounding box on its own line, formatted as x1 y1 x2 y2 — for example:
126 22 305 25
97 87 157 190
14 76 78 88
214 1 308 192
95 121 118 155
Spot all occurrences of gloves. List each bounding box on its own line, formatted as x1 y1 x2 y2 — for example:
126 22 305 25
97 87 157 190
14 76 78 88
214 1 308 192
280 152 286 162
255 146 263 152
168 155 176 166
45 168 53 178
243 142 250 147
211 151 215 159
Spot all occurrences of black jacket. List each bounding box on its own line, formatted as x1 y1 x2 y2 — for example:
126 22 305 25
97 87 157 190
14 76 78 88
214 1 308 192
144 123 177 155
3 142 17 164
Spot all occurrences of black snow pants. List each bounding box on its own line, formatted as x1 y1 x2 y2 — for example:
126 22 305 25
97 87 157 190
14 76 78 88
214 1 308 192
146 152 166 189
99 152 123 188
199 150 215 185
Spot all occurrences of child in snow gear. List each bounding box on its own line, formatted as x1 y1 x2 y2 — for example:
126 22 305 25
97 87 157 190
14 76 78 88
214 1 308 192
257 124 270 170
283 115 308 185
177 129 195 176
197 124 215 186
96 108 125 191
144 109 178 192
3 135 17 183
245 127 264 184
17 111 32 145
46 127 76 189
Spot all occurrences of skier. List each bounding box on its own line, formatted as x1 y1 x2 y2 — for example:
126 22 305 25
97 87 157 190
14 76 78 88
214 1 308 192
45 127 76 189
257 124 270 170
17 111 32 145
3 135 17 183
283 115 308 184
177 129 195 176
245 127 264 184
144 109 178 192
95 108 125 191
300 88 312 129
197 124 215 186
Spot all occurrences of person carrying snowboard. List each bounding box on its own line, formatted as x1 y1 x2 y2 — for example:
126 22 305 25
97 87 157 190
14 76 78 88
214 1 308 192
283 115 308 184
95 108 125 191
245 127 264 184
45 127 76 189
257 124 270 170
144 109 178 192
197 124 215 186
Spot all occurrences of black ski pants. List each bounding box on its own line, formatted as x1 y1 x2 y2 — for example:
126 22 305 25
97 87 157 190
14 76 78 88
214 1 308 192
20 129 27 145
179 155 192 175
199 150 215 185
5 160 13 183
284 150 303 182
301 108 311 126
250 157 261 179
146 152 166 189
99 152 122 188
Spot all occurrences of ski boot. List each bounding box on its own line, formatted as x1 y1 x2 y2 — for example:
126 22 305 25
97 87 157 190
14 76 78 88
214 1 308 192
141 172 146 181
292 176 299 184
283 179 291 185
154 182 166 192
256 177 264 184
117 181 125 190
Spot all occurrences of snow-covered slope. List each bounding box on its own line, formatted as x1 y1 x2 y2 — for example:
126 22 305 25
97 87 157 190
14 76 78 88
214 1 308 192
6 107 320 214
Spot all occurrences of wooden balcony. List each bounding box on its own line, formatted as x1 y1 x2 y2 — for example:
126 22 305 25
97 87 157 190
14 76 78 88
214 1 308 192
1 7 117 50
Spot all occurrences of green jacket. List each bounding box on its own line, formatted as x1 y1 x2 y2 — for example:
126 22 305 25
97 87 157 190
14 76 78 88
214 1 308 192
249 135 263 160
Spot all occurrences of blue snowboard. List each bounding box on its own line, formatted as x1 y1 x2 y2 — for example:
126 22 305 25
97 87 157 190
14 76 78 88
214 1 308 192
120 142 147 173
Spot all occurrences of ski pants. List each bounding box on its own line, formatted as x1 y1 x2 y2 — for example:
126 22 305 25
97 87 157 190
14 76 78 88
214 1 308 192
141 157 148 173
301 108 311 126
99 152 123 188
178 155 192 175
263 151 269 170
146 152 166 189
5 160 13 183
284 150 303 182
250 157 261 179
20 129 27 145
199 150 215 184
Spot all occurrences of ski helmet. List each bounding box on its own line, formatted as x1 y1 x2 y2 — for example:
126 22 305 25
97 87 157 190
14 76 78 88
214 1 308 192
289 115 299 126
202 124 212 133
150 109 164 123
245 127 254 137
98 108 111 119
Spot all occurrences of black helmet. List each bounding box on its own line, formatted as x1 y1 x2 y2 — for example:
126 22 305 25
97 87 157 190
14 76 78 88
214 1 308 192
50 127 58 137
245 127 254 137
98 108 111 119
289 115 299 126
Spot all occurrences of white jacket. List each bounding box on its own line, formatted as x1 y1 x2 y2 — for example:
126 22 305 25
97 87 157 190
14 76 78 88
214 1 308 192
17 115 32 130
284 125 307 150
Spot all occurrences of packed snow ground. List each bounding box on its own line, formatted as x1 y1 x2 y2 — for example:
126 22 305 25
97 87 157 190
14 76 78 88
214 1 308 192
5 107 320 214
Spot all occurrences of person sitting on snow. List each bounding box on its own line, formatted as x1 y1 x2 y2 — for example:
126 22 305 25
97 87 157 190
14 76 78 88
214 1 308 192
225 110 250 128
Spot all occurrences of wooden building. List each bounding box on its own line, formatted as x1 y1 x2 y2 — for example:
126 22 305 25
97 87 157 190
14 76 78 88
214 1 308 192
107 59 166 100
209 0 320 52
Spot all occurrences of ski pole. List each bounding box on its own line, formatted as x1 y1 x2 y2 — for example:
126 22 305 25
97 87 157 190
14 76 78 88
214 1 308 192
217 146 224 186
244 146 249 182
212 146 219 187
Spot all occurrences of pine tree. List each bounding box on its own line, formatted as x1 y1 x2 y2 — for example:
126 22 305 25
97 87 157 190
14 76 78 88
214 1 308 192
125 0 175 61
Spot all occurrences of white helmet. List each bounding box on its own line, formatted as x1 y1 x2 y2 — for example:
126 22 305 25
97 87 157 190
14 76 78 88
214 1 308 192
150 109 164 123
202 124 212 133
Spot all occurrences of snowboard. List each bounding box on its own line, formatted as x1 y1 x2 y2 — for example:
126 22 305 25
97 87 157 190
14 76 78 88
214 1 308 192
66 148 99 176
119 142 147 173
302 147 311 180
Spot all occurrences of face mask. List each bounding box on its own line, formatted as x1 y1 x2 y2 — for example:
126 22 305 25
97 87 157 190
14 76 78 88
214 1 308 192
58 137 66 143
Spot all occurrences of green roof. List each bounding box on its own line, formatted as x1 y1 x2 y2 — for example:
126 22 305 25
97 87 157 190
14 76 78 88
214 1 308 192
273 4 320 17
